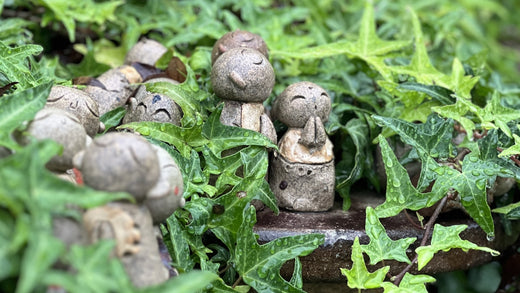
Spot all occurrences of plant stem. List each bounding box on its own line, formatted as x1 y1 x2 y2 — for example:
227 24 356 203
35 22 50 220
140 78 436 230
232 276 243 288
393 195 449 286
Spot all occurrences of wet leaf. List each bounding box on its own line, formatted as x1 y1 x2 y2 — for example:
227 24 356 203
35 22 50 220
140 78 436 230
381 273 435 293
415 224 499 270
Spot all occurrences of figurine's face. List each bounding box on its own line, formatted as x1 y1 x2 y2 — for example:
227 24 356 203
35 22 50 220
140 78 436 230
273 82 331 128
75 132 160 202
211 48 275 103
46 85 102 137
211 30 269 64
125 93 182 125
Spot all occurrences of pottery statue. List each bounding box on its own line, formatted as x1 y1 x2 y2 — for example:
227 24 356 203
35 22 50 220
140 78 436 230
211 47 277 144
46 85 105 137
17 107 90 173
269 81 335 212
73 132 184 288
123 77 182 126
124 38 168 67
211 30 269 64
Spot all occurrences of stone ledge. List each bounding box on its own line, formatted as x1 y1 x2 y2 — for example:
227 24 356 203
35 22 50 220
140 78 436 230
254 191 520 286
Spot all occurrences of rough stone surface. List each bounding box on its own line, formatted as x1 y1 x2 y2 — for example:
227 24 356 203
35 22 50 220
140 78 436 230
272 81 331 128
46 85 104 137
211 47 275 103
20 108 89 172
254 192 520 288
270 81 334 211
269 154 335 211
211 30 269 64
123 78 182 126
84 65 141 115
144 145 185 225
83 203 168 288
124 38 168 67
73 132 161 202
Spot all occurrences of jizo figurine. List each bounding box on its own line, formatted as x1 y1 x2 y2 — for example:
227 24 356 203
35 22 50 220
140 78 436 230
73 132 184 288
123 77 182 126
269 81 335 212
211 47 277 144
211 30 269 65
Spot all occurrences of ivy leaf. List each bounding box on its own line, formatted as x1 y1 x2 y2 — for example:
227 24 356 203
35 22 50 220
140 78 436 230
0 41 43 91
202 108 277 156
498 134 520 158
145 270 219 293
235 206 323 293
120 121 207 158
0 82 52 149
481 91 520 138
271 1 409 81
493 201 520 220
415 224 499 270
341 237 389 290
397 82 455 105
163 216 196 273
289 257 303 289
432 154 514 236
361 207 416 265
381 273 435 293
374 134 441 218
373 114 455 190
98 106 125 134
336 118 371 209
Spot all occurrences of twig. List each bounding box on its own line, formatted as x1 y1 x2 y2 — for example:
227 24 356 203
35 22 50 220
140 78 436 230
232 276 243 288
393 195 449 286
403 210 423 230
219 263 230 275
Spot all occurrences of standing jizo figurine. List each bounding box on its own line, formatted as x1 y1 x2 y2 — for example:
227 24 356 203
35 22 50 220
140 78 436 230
269 81 335 211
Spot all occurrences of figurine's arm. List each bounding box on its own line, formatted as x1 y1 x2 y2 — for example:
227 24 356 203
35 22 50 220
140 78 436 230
299 116 326 149
260 113 277 144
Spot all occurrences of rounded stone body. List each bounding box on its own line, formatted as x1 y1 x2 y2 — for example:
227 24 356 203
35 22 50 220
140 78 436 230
144 145 185 224
83 202 168 288
46 85 104 137
270 81 335 211
84 65 142 115
269 155 335 211
123 78 182 126
211 30 269 64
21 108 89 172
211 47 275 103
125 38 167 67
73 132 160 202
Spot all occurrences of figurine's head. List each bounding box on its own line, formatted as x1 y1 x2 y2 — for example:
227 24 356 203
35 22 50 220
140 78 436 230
73 132 162 202
46 85 105 137
272 81 331 128
123 78 182 126
144 145 185 224
20 108 89 172
211 30 269 64
211 48 275 103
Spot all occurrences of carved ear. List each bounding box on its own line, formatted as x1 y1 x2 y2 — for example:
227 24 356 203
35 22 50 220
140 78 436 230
229 70 247 89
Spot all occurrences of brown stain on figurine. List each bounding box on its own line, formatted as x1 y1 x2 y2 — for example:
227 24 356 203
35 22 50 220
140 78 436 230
269 81 335 212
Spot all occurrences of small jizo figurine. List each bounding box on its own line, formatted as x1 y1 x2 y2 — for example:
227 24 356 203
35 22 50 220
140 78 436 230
73 132 184 288
211 47 277 143
269 81 335 212
211 30 269 64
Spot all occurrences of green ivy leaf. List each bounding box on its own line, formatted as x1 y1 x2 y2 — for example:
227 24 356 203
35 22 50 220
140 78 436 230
373 114 455 190
493 201 520 220
374 135 440 218
415 224 499 270
0 82 52 149
397 82 455 105
145 270 219 293
98 106 125 134
432 154 514 236
498 134 520 158
341 237 389 290
0 41 43 91
361 207 416 265
164 216 196 273
271 1 409 81
235 207 323 293
381 273 435 293
202 109 277 157
289 257 303 289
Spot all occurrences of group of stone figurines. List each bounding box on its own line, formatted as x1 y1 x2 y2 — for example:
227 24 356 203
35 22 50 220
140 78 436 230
11 31 335 288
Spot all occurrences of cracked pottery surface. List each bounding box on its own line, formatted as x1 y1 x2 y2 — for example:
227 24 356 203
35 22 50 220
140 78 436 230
269 81 334 211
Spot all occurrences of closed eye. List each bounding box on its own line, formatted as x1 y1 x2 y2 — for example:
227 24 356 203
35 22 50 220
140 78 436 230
153 109 172 120
290 95 305 102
